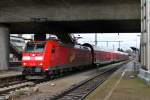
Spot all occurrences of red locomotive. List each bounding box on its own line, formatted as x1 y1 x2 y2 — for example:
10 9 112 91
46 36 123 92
22 37 128 79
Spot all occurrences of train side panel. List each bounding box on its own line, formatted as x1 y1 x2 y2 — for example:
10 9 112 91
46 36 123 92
22 41 92 77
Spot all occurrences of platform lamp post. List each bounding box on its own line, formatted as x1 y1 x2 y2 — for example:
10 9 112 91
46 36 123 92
95 33 98 46
113 45 115 50
135 34 141 48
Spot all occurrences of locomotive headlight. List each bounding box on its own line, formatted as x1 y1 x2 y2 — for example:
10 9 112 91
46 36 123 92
22 56 30 60
35 56 43 60
23 63 26 65
39 63 43 66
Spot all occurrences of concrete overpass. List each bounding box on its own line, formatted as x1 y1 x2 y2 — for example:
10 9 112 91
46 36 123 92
0 0 140 33
0 0 140 70
0 0 140 22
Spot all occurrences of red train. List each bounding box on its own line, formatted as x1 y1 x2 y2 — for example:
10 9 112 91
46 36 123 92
22 39 128 79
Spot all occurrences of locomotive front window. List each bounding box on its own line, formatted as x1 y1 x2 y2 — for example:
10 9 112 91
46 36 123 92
25 43 35 52
35 43 45 52
25 42 45 52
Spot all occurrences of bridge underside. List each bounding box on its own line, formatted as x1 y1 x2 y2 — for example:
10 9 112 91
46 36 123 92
4 20 140 33
0 0 140 33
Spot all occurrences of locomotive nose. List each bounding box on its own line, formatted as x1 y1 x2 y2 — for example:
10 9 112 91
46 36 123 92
22 52 44 67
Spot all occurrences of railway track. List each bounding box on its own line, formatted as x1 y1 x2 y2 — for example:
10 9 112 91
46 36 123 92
0 75 25 88
0 75 34 99
0 82 34 98
0 61 128 100
0 80 34 100
48 64 124 100
0 68 92 99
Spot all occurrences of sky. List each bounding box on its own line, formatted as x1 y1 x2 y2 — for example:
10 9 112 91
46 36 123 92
12 33 141 51
74 33 141 51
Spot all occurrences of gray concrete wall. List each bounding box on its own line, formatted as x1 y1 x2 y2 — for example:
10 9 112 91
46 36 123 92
140 0 150 70
0 27 9 70
0 0 140 22
138 0 150 84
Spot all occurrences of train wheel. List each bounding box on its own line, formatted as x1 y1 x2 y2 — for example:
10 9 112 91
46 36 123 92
60 69 64 77
54 70 59 78
46 71 54 79
64 69 69 75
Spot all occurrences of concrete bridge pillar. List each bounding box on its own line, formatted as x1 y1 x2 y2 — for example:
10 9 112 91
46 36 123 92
138 0 150 84
0 27 9 70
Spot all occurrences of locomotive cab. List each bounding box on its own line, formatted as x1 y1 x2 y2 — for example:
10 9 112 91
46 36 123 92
22 41 46 77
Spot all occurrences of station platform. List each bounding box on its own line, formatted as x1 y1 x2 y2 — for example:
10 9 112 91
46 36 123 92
85 61 150 100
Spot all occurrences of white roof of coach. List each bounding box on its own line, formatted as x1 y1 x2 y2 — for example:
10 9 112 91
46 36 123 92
93 46 128 55
93 46 114 53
